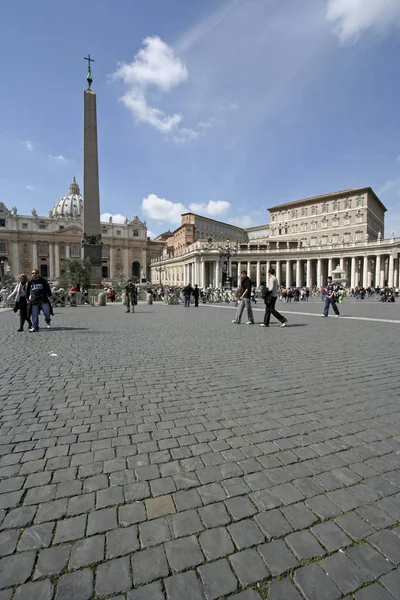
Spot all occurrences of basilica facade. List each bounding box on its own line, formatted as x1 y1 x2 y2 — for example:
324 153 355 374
0 178 164 282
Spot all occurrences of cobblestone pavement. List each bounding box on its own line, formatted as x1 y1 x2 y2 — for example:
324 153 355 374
0 301 399 600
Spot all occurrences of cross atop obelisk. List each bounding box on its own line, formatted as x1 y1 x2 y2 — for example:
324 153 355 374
81 55 102 287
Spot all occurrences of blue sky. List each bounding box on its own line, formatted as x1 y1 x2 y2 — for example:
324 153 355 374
1 0 400 238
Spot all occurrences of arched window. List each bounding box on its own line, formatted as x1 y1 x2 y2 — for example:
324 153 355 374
71 245 80 257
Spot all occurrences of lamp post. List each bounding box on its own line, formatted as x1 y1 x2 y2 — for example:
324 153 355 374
217 239 239 288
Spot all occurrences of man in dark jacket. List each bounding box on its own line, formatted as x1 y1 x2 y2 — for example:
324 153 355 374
125 280 137 313
232 270 254 324
26 270 53 332
183 284 194 307
193 284 200 307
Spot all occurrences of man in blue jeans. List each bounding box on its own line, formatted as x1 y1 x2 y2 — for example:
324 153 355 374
322 276 340 318
26 270 53 331
183 284 194 307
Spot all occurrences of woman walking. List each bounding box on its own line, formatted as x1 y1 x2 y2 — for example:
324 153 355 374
7 274 32 331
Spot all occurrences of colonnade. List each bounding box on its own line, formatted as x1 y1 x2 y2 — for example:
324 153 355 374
152 250 400 290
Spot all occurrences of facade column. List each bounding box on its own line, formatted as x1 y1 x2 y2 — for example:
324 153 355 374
201 260 205 288
49 243 54 280
367 257 373 289
286 260 291 287
380 256 386 288
296 260 301 287
256 261 261 287
65 243 71 259
339 258 344 271
317 259 322 288
375 255 381 288
362 255 368 288
388 253 395 288
394 257 398 290
350 257 356 289
32 242 38 268
215 260 220 288
12 241 20 277
276 260 281 284
247 261 251 281
328 258 333 277
306 259 312 288
109 246 114 279
266 260 270 281
54 243 60 278
124 247 130 277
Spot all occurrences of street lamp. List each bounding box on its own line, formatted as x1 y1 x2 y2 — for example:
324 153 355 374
217 239 239 288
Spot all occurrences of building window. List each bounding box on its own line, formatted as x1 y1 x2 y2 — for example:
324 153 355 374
343 232 350 243
59 225 64 230
321 236 328 245
0 219 5 227
322 203 329 213
38 224 47 230
39 244 48 256
301 222 306 232
133 229 139 237
356 196 364 207
322 218 328 229
102 227 108 234
102 266 109 278
355 231 362 241
22 223 28 229
311 206 317 216
71 245 80 257
311 237 317 246
40 264 48 278
332 200 340 211
60 245 66 257
344 198 352 209
0 242 6 252
102 246 108 258
332 234 339 244
301 207 308 217
332 215 339 227
133 248 140 259
356 210 363 224
116 230 121 236
291 209 298 219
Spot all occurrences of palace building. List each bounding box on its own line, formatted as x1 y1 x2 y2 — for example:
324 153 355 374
0 178 164 282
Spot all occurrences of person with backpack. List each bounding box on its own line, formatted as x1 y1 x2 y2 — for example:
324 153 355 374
26 270 53 332
260 267 288 328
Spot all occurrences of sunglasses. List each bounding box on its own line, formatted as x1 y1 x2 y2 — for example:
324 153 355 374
32 272 38 275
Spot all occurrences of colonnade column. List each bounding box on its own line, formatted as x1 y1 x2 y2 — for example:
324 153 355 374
12 241 20 277
286 260 291 287
375 255 381 288
362 256 368 288
350 257 356 289
388 253 395 288
306 259 312 288
65 244 71 259
328 258 333 277
54 244 60 278
124 248 129 277
276 260 281 284
256 261 261 287
215 260 220 288
32 242 38 268
296 260 301 287
109 247 114 279
247 261 251 279
266 261 270 281
201 260 205 288
49 243 54 280
367 257 373 289
317 259 322 289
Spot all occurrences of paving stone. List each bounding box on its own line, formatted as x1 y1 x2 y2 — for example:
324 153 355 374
150 476 176 496
14 579 53 600
128 582 165 600
69 535 104 568
199 526 235 560
356 504 397 529
294 562 342 600
198 558 238 600
335 512 376 541
87 507 117 535
0 506 36 529
0 490 24 509
34 544 71 578
173 489 202 511
346 542 394 579
271 483 305 505
107 525 139 558
225 496 257 520
131 546 169 584
164 571 203 600
380 570 400 599
320 552 369 595
95 556 132 595
54 515 86 543
169 508 203 538
281 501 318 529
83 473 109 493
139 517 171 547
229 548 269 586
146 494 176 519
67 492 95 516
165 534 204 571
311 521 352 552
119 501 146 525
285 530 325 559
55 568 94 600
258 539 299 576
255 509 293 539
198 501 231 528
198 482 227 504
354 583 396 600
18 521 54 550
0 529 19 556
35 499 67 523
0 551 36 588
266 578 303 600
369 529 400 563
222 477 251 497
306 494 342 520
228 518 265 549
250 489 282 511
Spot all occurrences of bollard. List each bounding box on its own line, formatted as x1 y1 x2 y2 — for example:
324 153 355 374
146 292 153 305
97 292 106 306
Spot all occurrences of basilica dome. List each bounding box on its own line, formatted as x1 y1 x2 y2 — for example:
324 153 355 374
50 177 83 218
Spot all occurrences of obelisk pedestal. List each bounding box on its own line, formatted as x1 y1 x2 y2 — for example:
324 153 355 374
82 84 102 288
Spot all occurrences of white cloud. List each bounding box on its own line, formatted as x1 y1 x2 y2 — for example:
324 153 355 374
26 184 34 191
142 193 187 225
113 36 196 140
229 215 254 228
49 154 69 164
189 200 231 217
326 0 400 44
147 230 157 240
101 212 127 224
21 140 34 151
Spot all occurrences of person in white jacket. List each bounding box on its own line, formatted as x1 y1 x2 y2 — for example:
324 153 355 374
7 274 32 331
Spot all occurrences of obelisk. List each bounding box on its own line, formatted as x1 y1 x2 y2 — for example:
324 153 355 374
82 55 102 287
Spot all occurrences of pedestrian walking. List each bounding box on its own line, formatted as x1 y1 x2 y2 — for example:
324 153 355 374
322 276 340 317
7 274 32 331
183 283 194 307
260 267 288 328
125 279 137 313
193 284 200 307
26 270 53 332
232 270 254 324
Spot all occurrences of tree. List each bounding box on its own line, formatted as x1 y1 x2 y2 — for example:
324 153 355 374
0 272 16 288
110 274 130 294
58 258 92 291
